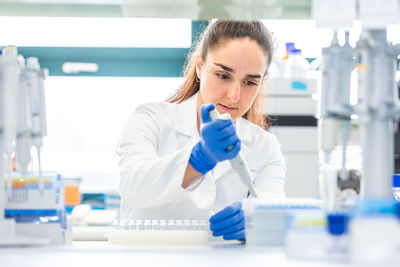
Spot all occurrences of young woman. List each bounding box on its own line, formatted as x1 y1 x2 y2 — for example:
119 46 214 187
117 21 286 241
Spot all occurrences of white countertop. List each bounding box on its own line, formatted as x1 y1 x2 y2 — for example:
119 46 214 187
0 241 349 267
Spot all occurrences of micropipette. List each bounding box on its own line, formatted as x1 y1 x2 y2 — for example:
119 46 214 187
209 108 258 198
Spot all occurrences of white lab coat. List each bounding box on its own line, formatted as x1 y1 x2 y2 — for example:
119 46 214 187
117 92 286 220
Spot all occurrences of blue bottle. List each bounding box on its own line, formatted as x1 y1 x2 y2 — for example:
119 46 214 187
393 174 400 201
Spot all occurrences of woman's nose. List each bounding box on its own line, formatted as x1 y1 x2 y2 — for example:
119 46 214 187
227 82 240 103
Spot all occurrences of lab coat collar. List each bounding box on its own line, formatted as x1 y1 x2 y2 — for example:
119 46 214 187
235 116 253 146
173 92 199 138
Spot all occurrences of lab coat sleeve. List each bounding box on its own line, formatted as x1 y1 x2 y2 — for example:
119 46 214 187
117 106 192 209
254 134 286 199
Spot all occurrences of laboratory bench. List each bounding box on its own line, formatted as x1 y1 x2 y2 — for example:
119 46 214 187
0 240 351 267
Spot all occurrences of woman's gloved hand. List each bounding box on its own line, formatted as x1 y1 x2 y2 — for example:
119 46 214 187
209 202 245 241
189 103 241 174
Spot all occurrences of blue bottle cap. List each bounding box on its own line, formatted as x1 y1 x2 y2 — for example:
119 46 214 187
327 213 349 236
393 174 400 187
290 48 302 55
285 42 295 49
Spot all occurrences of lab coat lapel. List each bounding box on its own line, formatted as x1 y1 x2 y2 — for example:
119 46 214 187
171 92 200 139
212 160 232 181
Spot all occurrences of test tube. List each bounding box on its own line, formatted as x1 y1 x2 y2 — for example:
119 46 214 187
128 220 136 231
175 219 183 230
167 219 175 230
183 219 191 230
120 219 128 231
112 219 119 230
191 219 199 230
136 219 144 230
144 219 152 230
199 220 206 231
159 219 167 230
152 219 159 230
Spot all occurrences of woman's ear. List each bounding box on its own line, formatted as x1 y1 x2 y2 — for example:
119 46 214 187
195 55 203 80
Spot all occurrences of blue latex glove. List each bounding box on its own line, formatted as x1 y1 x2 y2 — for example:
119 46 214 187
209 202 245 241
189 103 241 174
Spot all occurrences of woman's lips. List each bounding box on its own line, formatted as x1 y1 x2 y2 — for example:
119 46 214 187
218 103 238 113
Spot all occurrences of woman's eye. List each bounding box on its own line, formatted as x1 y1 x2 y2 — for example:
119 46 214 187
216 73 229 80
244 80 257 86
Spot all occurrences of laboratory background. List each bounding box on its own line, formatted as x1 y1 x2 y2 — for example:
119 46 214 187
0 0 400 266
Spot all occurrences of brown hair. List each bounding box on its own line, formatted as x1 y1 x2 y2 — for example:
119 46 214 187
167 20 273 130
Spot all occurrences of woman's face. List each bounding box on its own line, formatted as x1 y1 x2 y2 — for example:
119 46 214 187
196 37 268 122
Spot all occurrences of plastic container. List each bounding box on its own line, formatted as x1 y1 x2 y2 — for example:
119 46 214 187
285 211 349 262
242 198 321 247
350 198 400 267
289 49 309 79
285 210 329 260
282 42 295 60
64 177 82 208
325 213 349 262
393 174 400 201
275 42 296 78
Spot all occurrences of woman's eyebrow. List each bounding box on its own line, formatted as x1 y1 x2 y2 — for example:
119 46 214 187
214 63 262 79
214 63 234 73
246 74 262 79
